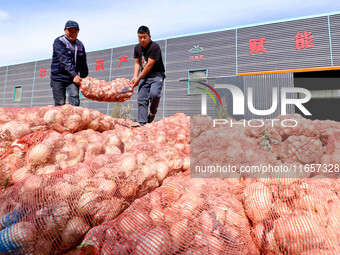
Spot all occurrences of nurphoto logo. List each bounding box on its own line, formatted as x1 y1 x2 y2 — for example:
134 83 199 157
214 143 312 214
196 83 312 128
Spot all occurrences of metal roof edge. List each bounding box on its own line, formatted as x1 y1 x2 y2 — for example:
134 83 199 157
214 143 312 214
1 11 339 68
155 11 340 40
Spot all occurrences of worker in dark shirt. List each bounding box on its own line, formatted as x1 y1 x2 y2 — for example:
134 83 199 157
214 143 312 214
132 25 165 126
50 20 88 106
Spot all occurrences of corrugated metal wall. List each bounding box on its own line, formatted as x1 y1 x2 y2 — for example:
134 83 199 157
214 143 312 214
33 59 52 107
243 73 295 119
215 73 294 120
0 66 7 107
0 13 338 120
4 62 36 107
166 29 236 117
329 14 340 66
237 16 331 73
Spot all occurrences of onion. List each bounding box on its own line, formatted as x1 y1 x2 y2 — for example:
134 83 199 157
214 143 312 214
154 161 170 182
93 198 124 225
106 134 121 147
149 192 161 208
252 223 279 254
28 143 53 165
243 182 272 223
1 121 31 140
118 210 151 234
54 182 76 200
134 227 170 254
100 119 111 131
136 152 149 165
88 119 100 131
119 153 137 174
61 216 90 251
183 156 190 171
105 145 121 154
225 207 249 229
54 111 64 125
39 201 70 236
11 166 32 184
97 178 117 196
119 183 137 198
273 200 292 218
78 192 100 215
64 114 82 132
170 218 192 247
298 195 327 217
58 144 84 169
84 143 103 162
274 215 326 254
206 234 225 254
81 109 92 125
23 175 43 191
213 206 226 226
35 164 59 175
43 109 59 123
91 109 101 119
75 164 93 179
194 232 209 247
149 206 165 223
138 165 156 183
200 210 214 235
173 192 203 218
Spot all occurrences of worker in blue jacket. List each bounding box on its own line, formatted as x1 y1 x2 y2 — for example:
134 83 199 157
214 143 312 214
50 20 88 106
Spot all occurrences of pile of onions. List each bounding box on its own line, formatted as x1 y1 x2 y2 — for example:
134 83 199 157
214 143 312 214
244 176 340 254
78 174 259 255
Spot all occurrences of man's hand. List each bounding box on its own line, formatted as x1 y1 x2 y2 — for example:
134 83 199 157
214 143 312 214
73 75 82 85
131 76 140 87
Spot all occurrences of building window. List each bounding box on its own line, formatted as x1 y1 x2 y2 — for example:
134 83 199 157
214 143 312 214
13 86 22 102
188 69 208 95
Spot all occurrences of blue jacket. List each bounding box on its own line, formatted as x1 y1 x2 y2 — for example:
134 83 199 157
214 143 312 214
50 35 88 82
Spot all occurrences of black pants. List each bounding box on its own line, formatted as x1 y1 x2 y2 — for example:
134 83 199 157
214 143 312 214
50 79 80 106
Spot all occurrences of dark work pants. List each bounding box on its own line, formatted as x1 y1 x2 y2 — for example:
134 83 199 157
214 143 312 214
50 79 80 106
138 75 164 125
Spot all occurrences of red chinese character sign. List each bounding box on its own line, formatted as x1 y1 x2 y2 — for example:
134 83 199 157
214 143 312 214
295 32 314 50
95 59 104 71
39 67 46 78
118 55 128 68
249 38 267 55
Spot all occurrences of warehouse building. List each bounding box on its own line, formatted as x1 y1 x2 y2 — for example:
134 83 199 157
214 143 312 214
0 12 339 121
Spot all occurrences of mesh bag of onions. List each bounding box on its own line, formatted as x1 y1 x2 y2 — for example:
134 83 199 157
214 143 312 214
0 105 190 254
80 77 134 102
0 142 189 254
77 173 260 255
244 176 340 254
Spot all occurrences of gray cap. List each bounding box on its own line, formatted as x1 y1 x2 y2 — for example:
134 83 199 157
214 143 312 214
65 20 80 30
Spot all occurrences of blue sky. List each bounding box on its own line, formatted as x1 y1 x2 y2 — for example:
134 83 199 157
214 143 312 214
1 0 340 67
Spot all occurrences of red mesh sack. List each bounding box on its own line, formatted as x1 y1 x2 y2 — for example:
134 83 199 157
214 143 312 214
78 174 260 255
274 114 319 140
280 136 324 164
80 77 134 102
0 142 188 254
244 176 340 254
